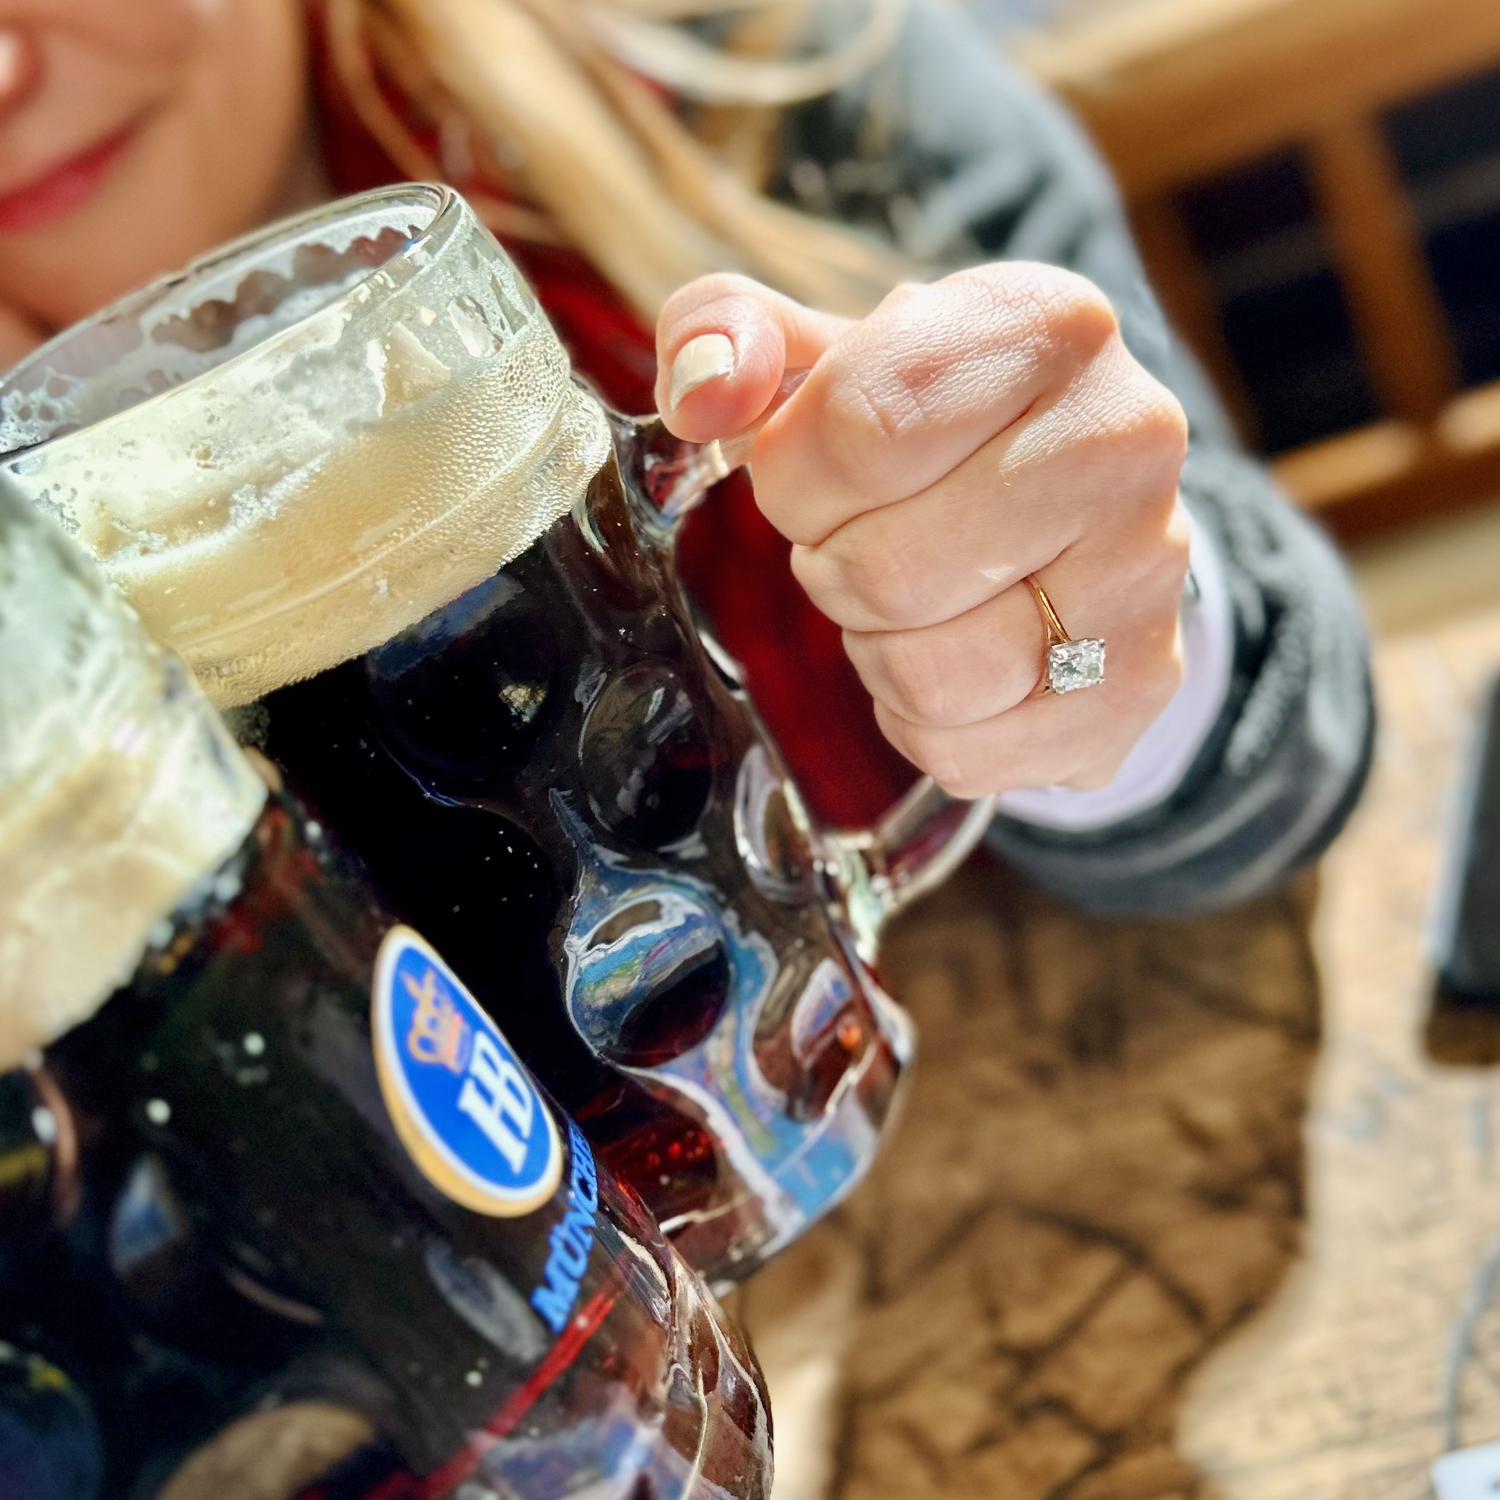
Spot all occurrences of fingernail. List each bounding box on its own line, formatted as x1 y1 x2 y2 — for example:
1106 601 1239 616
668 333 735 410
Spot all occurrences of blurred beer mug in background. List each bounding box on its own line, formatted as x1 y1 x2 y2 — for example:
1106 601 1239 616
0 481 770 1500
0 183 994 1284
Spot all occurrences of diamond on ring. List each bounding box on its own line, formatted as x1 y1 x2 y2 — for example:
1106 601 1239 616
1047 638 1106 694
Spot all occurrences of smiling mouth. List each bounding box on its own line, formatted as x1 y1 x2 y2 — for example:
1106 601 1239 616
0 117 145 235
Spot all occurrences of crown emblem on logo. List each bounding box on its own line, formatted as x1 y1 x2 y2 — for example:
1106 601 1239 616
402 965 472 1074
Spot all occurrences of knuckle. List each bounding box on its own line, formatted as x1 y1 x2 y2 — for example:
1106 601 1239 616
1163 505 1193 567
787 542 828 608
936 262 1121 395
876 710 978 795
1102 406 1189 537
876 278 933 318
1133 514 1192 599
874 700 920 764
813 531 924 627
659 271 759 335
939 762 998 800
1018 265 1120 362
870 631 952 724
1120 375 1190 474
919 740 988 799
937 265 1021 327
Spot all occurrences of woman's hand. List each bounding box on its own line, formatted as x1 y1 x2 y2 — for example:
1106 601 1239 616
655 266 1191 798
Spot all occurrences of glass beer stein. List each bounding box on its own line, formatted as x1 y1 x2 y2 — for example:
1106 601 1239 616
0 483 769 1500
0 184 994 1284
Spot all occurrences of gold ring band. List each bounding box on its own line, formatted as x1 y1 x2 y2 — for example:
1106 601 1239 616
1024 576 1072 649
1023 574 1107 695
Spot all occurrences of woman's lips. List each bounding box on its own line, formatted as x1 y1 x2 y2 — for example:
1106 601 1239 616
0 119 141 234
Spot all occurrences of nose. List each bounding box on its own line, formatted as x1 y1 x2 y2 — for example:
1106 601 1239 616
0 26 38 124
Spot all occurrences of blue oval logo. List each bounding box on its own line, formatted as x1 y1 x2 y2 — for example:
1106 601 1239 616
373 926 562 1217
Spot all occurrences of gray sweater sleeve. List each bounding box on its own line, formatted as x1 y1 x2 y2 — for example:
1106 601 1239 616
773 0 1375 918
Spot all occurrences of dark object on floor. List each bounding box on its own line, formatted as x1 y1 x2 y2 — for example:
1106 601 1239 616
1432 672 1500 1004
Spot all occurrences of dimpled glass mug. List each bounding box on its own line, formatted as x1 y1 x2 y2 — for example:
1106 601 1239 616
0 184 994 1285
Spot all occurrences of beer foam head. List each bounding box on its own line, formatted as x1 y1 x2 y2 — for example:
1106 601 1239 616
0 480 265 1068
0 185 611 707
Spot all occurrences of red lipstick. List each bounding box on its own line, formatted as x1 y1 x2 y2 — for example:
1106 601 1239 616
0 119 141 235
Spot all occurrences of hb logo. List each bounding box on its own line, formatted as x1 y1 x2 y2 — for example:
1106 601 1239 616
373 926 562 1216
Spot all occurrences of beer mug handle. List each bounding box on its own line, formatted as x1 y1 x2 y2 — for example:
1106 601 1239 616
821 780 996 962
630 415 996 963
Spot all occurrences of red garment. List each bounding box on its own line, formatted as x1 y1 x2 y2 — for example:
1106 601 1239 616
312 34 914 829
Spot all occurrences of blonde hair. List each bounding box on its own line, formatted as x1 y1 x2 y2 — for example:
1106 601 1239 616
323 0 914 320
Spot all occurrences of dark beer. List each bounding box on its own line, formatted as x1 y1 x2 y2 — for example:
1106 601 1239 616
0 183 914 1286
0 485 771 1500
259 418 909 1283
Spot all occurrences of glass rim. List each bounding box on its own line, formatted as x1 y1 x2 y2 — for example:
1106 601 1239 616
0 181 464 464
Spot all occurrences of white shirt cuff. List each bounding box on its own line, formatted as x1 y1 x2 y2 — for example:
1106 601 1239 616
994 510 1234 833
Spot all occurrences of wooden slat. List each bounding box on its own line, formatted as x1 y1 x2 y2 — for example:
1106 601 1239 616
1013 0 1500 197
1128 196 1259 447
1267 376 1500 533
1278 431 1500 542
1272 421 1425 511
1437 380 1500 453
1304 117 1458 424
1270 373 1500 526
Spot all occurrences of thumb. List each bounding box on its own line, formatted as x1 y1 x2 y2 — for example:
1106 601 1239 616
654 273 849 443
